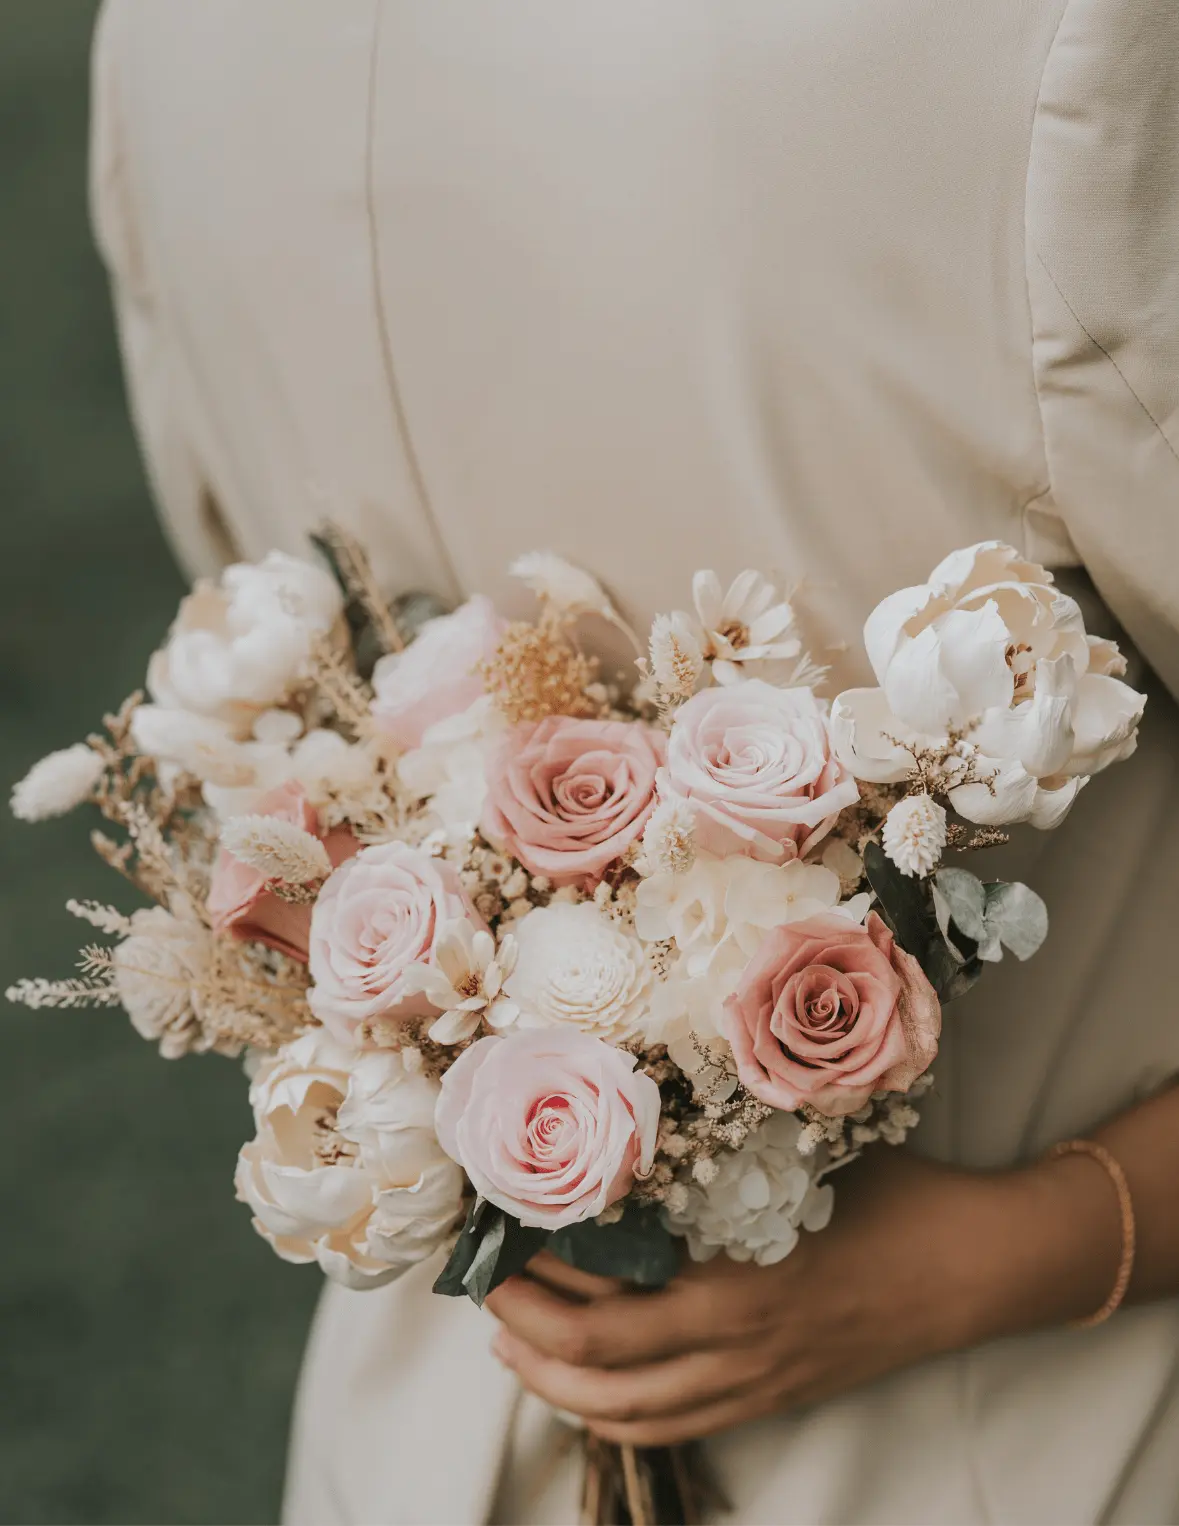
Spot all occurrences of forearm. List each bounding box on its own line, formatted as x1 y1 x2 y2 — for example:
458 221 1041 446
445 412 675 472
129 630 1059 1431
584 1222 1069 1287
965 1083 1179 1345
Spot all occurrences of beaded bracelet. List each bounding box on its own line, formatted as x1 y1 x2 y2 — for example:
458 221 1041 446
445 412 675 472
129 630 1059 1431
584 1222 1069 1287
1046 1139 1136 1330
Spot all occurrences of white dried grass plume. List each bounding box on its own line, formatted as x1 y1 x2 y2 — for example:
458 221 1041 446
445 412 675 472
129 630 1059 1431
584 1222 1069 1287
664 1111 834 1266
882 793 947 878
648 612 704 703
641 800 697 876
220 814 332 885
112 906 214 1058
11 744 104 821
510 551 616 619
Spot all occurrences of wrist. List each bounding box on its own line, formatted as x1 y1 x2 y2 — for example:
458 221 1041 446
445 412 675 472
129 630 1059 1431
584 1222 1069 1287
958 1152 1124 1347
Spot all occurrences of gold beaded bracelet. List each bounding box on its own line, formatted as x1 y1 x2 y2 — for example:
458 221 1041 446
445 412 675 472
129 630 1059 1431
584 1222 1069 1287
1046 1139 1136 1330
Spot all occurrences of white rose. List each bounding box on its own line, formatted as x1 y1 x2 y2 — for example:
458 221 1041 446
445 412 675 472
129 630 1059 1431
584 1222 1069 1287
504 901 653 1043
832 542 1146 827
664 1111 834 1266
112 907 214 1058
148 551 343 732
235 1028 464 1289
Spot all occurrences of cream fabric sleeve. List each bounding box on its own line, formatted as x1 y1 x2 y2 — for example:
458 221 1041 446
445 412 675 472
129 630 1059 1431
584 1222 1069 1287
89 0 237 580
1027 0 1179 701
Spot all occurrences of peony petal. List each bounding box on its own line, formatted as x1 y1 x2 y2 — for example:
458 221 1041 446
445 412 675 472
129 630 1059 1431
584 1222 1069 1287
884 603 1013 735
828 688 917 783
863 584 937 685
1066 673 1146 776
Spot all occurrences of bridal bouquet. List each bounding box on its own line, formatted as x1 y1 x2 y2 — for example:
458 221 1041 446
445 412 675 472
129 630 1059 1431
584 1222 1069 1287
9 530 1146 1513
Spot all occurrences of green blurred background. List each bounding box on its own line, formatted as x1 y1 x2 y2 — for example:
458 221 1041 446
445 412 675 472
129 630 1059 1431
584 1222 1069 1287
0 6 321 1522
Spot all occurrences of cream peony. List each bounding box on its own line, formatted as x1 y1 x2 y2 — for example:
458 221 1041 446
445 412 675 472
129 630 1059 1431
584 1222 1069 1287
831 542 1147 828
664 1112 834 1266
504 901 653 1043
112 907 214 1058
397 696 505 837
235 1029 464 1289
147 552 342 732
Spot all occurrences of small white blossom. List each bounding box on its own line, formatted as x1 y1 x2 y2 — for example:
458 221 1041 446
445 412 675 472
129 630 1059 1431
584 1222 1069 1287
881 793 948 877
11 744 104 821
401 920 520 1044
691 569 801 685
648 612 705 702
666 1112 834 1266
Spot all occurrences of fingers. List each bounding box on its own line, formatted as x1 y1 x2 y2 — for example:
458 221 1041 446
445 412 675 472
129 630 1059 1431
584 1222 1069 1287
588 1388 777 1448
492 1328 769 1426
524 1250 625 1302
485 1275 704 1368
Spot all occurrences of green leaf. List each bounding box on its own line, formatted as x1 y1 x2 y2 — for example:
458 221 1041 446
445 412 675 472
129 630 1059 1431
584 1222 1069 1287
863 842 983 1001
432 1200 550 1307
982 880 1048 962
933 870 1048 964
550 1203 680 1288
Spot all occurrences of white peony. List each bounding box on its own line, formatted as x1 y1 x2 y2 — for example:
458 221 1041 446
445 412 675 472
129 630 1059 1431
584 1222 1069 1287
112 907 214 1058
504 901 653 1043
831 542 1146 828
235 1029 465 1290
147 551 343 733
11 743 104 821
664 1111 834 1266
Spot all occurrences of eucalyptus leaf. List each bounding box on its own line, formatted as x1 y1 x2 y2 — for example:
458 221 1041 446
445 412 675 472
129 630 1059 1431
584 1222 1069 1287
982 881 1048 961
433 1200 550 1306
550 1203 680 1288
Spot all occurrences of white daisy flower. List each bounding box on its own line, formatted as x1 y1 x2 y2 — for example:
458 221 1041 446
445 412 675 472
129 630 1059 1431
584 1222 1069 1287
402 920 519 1044
691 569 801 685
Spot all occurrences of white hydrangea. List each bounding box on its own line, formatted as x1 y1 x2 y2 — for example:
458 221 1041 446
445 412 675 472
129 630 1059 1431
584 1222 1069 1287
11 744 104 821
664 1112 834 1266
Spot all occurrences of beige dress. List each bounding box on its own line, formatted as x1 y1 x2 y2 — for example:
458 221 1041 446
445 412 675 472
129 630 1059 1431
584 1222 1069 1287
91 3 1179 1521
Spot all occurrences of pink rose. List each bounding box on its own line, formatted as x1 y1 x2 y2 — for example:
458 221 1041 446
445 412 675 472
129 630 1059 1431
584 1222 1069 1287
435 1030 660 1229
308 841 480 1044
481 717 665 887
722 912 941 1116
370 596 506 749
207 780 359 963
660 679 858 863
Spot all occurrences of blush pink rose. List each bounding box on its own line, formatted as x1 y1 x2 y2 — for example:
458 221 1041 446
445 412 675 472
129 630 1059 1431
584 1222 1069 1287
370 596 506 749
481 717 665 887
660 679 859 863
207 780 359 963
307 841 481 1045
435 1030 660 1229
721 911 941 1116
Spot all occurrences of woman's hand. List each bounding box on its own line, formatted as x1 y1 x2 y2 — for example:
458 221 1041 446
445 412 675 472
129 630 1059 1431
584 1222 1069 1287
485 1147 1123 1447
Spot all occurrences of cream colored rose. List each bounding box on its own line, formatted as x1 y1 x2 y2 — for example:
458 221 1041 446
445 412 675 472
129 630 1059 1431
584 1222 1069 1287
235 1029 464 1289
147 551 343 733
